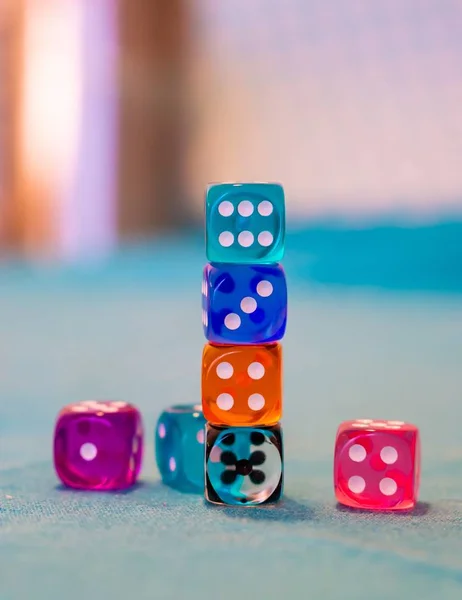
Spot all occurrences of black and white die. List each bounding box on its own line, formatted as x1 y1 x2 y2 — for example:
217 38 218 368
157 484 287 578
205 423 283 506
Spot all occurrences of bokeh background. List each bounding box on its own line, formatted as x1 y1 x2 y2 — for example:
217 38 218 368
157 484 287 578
1 0 461 264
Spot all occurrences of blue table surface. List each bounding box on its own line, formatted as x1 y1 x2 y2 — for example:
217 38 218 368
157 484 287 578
1 225 462 600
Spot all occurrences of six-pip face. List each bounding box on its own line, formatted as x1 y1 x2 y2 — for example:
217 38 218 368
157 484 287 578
205 182 285 264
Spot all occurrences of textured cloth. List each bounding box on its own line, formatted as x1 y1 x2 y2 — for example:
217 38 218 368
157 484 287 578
1 231 462 600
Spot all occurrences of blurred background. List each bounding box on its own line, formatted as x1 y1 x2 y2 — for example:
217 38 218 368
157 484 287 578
1 0 461 270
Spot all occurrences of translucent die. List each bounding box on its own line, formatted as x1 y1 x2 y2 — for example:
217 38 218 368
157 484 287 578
334 420 420 511
202 343 282 426
155 404 206 493
53 400 143 490
202 263 287 345
206 424 283 506
205 183 285 264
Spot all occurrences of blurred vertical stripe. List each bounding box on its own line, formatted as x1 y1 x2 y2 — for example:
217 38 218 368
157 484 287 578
0 0 85 259
20 0 83 258
116 0 192 237
61 0 117 259
0 0 23 250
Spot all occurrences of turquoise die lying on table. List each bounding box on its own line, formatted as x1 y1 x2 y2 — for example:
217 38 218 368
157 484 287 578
205 182 286 264
155 404 206 494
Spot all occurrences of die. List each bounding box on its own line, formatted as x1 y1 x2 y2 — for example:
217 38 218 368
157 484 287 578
202 343 282 426
205 182 285 264
206 423 283 505
155 404 206 493
334 419 420 511
53 400 143 490
202 263 287 344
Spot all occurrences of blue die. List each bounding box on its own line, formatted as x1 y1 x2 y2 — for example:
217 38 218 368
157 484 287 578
205 424 283 506
205 182 285 264
202 263 287 344
155 404 206 493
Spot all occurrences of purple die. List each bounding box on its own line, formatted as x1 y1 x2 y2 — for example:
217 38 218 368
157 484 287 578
202 263 287 344
53 400 143 490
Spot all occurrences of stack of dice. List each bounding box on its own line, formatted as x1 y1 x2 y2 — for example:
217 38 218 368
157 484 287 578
202 183 287 506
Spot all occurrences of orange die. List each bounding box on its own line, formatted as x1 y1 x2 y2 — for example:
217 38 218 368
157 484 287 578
202 343 282 426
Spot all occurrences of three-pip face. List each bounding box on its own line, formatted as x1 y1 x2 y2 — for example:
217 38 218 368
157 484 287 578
202 263 287 345
205 183 285 264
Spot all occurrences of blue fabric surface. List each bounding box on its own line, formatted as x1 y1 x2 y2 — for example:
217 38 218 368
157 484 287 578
1 226 462 599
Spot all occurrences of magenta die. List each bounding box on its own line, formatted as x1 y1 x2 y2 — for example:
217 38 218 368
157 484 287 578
53 400 143 490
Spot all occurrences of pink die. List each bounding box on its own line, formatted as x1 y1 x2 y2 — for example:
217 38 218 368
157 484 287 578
334 419 420 511
53 400 143 490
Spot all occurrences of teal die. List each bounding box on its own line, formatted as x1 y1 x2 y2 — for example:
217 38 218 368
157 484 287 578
155 404 206 494
205 183 285 264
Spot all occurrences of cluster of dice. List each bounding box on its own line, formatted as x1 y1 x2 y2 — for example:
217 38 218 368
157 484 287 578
53 182 421 512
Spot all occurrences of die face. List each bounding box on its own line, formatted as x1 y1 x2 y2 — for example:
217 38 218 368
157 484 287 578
202 263 287 344
53 401 143 490
155 404 206 493
205 424 283 506
334 420 420 511
205 183 285 264
202 343 282 426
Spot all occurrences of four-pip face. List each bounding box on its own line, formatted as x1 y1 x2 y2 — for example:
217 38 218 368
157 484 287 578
202 343 282 427
205 182 285 264
334 419 420 511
